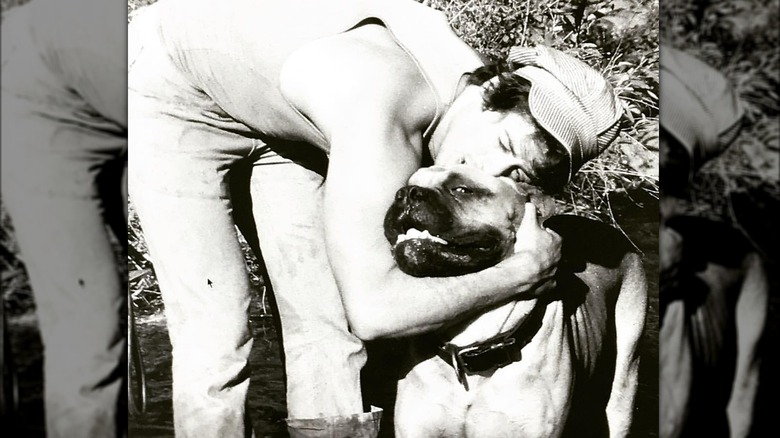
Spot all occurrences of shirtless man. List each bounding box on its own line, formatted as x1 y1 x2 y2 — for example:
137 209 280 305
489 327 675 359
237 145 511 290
128 0 622 435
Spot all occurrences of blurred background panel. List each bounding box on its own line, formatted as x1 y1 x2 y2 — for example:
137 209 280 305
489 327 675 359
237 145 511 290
659 0 778 436
2 0 128 436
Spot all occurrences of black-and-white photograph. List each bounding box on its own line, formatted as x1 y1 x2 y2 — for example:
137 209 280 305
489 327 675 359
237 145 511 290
124 0 659 437
658 0 778 437
1 0 776 437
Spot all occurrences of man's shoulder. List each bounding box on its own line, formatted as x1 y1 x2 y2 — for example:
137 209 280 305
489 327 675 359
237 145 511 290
279 23 436 138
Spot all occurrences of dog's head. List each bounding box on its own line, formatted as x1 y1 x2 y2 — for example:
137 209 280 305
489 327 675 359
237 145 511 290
384 165 553 277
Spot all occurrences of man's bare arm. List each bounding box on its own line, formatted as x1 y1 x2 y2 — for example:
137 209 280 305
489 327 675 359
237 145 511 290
282 26 560 340
324 116 559 340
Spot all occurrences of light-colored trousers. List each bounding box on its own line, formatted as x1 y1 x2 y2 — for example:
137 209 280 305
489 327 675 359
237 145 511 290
1 2 127 437
128 4 376 437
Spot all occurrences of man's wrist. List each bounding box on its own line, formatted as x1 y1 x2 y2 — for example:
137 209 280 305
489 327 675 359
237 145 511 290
497 249 550 291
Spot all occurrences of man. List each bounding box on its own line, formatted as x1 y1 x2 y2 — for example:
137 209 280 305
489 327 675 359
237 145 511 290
659 45 768 438
1 0 127 436
128 0 623 436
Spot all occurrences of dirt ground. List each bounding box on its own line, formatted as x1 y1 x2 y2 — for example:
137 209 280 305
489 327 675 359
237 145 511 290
128 296 288 437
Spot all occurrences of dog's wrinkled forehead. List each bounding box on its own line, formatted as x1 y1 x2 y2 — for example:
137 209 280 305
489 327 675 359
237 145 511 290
408 165 522 197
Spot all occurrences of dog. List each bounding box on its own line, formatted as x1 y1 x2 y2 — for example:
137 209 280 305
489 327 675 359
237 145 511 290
383 165 648 437
659 199 768 438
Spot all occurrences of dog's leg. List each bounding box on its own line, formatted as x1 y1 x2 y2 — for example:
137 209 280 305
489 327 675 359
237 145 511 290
727 253 768 438
606 254 647 437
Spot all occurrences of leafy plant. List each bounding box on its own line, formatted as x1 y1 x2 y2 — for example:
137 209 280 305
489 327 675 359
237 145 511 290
661 0 779 228
427 0 660 223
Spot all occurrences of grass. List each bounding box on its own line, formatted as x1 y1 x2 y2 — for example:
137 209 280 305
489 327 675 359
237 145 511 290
427 0 660 223
660 0 779 222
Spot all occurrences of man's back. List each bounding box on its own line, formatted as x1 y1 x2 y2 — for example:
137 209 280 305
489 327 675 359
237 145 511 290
139 0 480 148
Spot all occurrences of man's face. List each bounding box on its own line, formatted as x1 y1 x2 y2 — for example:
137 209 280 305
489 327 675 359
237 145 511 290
430 87 558 184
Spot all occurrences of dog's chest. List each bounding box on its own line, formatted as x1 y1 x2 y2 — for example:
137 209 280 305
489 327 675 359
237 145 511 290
397 302 612 438
462 302 577 437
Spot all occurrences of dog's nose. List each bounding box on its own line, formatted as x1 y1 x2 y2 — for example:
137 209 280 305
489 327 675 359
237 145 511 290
396 186 426 203
408 186 425 201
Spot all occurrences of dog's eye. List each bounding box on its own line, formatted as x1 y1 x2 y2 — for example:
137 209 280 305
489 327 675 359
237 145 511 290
451 186 473 195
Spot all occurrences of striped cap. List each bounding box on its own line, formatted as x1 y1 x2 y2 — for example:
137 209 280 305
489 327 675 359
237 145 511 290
660 45 744 170
507 45 623 180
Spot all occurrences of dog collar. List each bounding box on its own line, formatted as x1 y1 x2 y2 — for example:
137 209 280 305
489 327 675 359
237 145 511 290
434 302 546 391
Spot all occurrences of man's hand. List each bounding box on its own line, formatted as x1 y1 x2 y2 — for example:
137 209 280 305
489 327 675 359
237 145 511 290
510 202 562 296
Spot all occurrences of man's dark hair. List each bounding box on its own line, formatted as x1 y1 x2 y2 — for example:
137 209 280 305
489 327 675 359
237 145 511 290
467 61 570 192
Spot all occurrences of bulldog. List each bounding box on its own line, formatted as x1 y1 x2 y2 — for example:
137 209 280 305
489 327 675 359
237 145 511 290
383 165 648 438
659 204 768 438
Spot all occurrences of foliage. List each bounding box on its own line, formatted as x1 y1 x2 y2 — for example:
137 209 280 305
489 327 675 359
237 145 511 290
127 0 156 20
426 0 660 222
661 0 779 223
1 207 33 315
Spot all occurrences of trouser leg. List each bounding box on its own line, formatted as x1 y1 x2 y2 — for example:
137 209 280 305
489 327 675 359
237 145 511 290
231 147 380 436
1 114 126 438
130 178 256 438
128 3 376 427
4 196 126 437
234 148 369 419
285 406 383 438
2 191 127 438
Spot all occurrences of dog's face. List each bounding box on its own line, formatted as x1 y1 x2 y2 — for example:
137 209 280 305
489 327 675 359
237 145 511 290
384 165 528 277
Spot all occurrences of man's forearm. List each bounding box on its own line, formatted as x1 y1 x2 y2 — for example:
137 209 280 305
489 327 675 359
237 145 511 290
341 246 547 340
